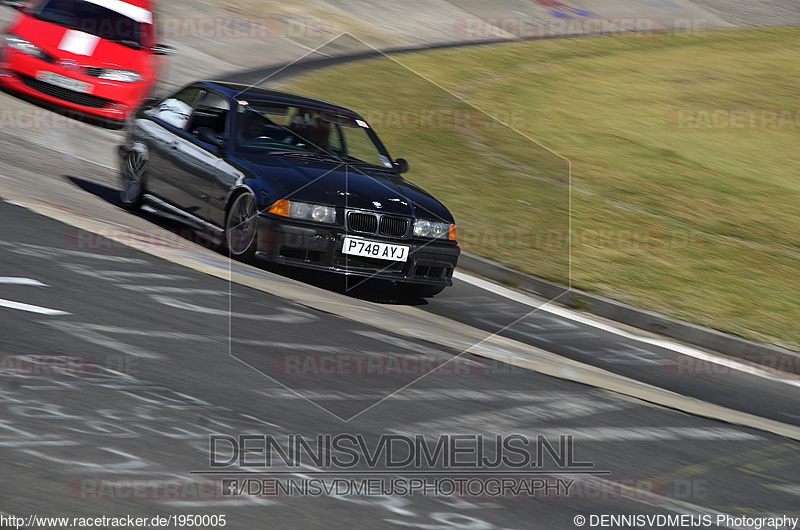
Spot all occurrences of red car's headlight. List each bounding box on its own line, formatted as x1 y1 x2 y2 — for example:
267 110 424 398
98 69 142 83
3 34 47 60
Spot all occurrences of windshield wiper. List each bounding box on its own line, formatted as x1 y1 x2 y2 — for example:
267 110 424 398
270 151 340 161
343 159 396 172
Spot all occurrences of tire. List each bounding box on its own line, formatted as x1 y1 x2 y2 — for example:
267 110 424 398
224 192 259 259
120 149 146 210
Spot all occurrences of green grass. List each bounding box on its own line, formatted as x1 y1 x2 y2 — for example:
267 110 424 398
280 28 800 350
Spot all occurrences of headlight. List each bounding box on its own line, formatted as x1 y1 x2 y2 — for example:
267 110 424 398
267 199 336 224
98 69 142 83
4 34 46 60
413 219 455 240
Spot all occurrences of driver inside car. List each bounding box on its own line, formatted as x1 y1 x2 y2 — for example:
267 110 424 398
288 108 332 154
237 111 270 143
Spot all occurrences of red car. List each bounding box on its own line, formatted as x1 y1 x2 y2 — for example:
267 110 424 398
0 0 175 123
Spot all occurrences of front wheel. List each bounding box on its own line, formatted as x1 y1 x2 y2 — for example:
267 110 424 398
224 192 259 259
120 150 146 210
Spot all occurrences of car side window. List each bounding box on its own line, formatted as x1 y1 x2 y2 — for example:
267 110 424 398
146 86 202 129
187 91 230 137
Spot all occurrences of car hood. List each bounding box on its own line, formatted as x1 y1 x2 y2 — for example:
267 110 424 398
13 16 150 69
244 155 454 222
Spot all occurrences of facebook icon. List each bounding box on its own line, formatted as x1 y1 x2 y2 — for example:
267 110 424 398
221 479 239 496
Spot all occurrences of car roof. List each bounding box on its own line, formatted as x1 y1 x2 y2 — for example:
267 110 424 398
96 0 155 18
78 0 155 24
111 0 154 11
198 81 359 116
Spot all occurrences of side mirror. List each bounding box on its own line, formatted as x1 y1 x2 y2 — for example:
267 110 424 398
153 44 178 56
393 158 409 174
141 97 160 109
195 127 225 149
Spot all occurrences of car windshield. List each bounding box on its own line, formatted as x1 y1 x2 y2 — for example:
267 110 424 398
33 0 148 49
233 101 395 170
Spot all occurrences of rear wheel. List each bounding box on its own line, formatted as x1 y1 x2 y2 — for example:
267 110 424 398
224 192 259 259
120 150 146 210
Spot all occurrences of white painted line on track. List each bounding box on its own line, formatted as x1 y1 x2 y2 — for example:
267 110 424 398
40 321 163 359
454 271 800 388
0 298 69 315
61 264 187 281
150 294 316 323
79 324 219 342
0 241 148 263
117 285 236 296
0 276 65 314
0 277 45 286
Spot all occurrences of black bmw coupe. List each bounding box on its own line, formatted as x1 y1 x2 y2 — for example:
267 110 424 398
118 81 460 296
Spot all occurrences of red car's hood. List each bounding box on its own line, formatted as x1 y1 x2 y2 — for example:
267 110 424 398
11 15 151 70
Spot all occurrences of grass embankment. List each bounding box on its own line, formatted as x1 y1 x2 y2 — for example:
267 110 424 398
281 28 800 350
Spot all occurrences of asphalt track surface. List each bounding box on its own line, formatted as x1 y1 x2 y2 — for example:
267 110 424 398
1 199 800 528
1 1 800 529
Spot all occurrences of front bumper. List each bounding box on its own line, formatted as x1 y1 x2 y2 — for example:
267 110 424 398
0 49 150 121
255 215 460 286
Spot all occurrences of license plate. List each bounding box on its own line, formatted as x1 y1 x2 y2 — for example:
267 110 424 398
36 71 92 94
343 237 409 262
